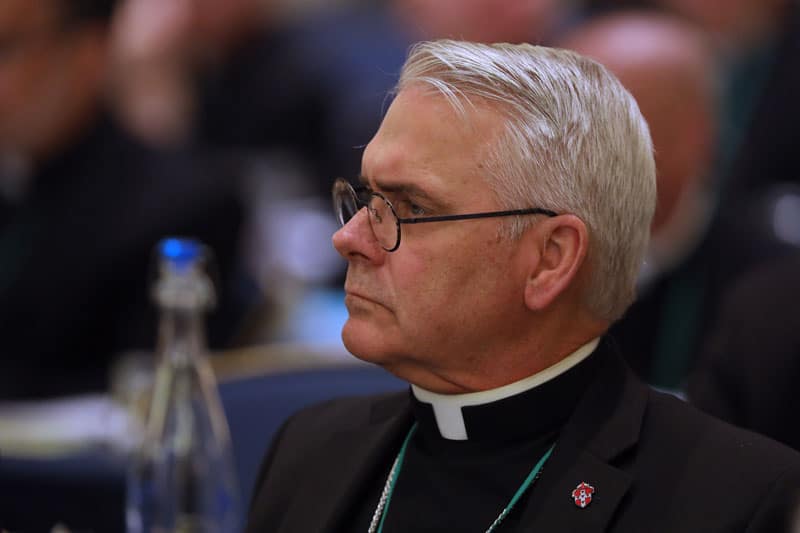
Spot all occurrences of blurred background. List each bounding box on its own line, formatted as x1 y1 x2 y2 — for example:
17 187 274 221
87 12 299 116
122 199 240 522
1 0 799 530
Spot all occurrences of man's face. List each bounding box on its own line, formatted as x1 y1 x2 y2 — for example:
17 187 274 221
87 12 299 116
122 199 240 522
0 0 85 158
333 86 531 392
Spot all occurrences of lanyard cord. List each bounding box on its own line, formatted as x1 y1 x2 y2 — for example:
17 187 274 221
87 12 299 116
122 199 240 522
368 422 556 533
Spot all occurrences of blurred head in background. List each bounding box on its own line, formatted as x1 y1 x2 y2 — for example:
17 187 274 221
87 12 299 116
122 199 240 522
392 0 571 44
654 0 789 53
0 0 117 163
109 0 272 145
190 0 270 60
559 11 718 281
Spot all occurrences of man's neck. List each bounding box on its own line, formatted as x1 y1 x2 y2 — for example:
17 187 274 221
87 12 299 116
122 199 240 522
411 337 600 440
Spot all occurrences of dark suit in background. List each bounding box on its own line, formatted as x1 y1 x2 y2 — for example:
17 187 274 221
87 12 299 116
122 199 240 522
0 115 245 399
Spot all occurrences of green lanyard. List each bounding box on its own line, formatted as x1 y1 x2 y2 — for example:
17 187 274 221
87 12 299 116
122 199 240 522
370 422 556 533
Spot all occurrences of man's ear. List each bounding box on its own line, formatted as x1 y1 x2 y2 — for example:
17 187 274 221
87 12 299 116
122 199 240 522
522 214 589 311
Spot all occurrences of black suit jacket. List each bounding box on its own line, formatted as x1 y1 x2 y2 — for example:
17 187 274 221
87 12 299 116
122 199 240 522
247 342 800 532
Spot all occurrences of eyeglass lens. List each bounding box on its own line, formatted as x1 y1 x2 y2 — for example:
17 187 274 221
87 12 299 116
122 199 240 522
368 195 397 250
333 180 399 250
335 183 361 226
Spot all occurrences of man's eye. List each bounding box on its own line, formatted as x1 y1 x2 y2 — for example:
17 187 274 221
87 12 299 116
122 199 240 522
397 200 426 217
409 203 426 216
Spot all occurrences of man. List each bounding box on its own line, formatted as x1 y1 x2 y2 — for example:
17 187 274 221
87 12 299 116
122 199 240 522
247 41 800 532
0 0 245 399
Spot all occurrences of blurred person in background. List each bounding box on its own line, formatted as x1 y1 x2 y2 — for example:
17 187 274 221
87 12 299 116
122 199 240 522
390 0 573 44
0 0 247 399
650 0 800 391
558 11 722 388
110 0 290 149
689 254 800 452
585 0 800 216
109 0 580 192
654 0 788 54
653 0 799 190
653 0 800 249
109 0 345 198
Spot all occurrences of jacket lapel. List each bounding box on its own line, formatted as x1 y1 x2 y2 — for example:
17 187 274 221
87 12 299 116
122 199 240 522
521 441 633 531
278 392 414 533
520 341 649 532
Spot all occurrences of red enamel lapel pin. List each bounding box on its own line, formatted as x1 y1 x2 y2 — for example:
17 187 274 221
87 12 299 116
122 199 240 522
571 482 596 508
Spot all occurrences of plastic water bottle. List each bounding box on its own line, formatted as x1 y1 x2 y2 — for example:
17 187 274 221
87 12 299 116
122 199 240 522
126 238 240 532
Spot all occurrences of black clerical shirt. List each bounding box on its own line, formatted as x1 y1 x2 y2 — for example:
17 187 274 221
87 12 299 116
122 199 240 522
342 347 601 532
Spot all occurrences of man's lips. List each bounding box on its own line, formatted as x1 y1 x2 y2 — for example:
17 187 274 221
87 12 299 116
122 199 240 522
344 289 388 309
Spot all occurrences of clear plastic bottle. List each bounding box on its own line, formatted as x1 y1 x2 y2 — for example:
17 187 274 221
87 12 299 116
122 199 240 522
126 238 240 533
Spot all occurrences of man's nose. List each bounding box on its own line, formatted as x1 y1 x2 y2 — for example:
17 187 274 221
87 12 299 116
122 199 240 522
332 207 386 263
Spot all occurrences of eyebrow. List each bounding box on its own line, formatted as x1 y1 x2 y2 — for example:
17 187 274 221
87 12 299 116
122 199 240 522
357 174 447 209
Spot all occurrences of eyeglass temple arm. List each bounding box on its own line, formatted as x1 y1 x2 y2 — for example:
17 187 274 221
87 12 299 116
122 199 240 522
397 208 558 224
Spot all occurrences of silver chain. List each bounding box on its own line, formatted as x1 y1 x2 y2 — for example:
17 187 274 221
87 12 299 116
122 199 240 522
367 454 401 533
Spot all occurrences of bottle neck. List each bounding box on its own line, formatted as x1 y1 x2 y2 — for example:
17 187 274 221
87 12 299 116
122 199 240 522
156 307 208 366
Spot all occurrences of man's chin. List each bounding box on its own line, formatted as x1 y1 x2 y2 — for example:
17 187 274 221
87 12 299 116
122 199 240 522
341 319 394 365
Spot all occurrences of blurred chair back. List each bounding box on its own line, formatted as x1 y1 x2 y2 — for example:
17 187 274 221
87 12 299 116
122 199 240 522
219 363 406 505
0 355 404 532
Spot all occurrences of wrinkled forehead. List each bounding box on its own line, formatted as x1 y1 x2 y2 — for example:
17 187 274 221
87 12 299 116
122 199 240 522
364 85 507 172
360 86 511 212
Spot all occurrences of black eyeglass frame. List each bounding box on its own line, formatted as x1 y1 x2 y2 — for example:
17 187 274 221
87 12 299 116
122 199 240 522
333 178 558 252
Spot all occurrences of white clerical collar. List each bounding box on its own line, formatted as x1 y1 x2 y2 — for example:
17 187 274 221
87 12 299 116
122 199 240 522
411 338 600 440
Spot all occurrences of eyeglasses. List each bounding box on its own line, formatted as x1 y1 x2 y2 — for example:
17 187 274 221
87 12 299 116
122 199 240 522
332 178 558 252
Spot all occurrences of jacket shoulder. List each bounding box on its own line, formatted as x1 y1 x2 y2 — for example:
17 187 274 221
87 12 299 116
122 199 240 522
630 390 800 531
645 389 800 470
247 391 408 526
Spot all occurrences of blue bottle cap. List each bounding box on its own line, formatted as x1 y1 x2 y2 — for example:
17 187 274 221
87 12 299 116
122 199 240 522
158 237 203 269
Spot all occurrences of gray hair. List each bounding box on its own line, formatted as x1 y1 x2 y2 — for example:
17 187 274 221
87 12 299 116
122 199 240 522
397 40 656 322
